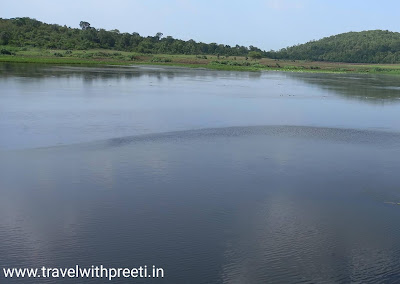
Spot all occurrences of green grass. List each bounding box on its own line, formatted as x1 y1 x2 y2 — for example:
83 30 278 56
2 46 400 74
0 56 132 65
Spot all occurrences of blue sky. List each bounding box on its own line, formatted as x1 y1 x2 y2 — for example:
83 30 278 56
2 0 399 50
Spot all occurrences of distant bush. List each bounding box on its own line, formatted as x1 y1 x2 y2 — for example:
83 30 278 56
93 51 110 57
0 49 13 55
372 67 384 72
151 57 172 63
65 50 72 54
53 52 63 57
249 51 262 59
210 60 227 65
78 53 93 58
283 65 306 70
129 55 138 61
210 60 264 68
250 63 264 68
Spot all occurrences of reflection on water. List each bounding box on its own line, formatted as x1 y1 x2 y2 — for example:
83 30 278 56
1 63 400 103
1 63 400 150
1 126 400 283
0 63 263 81
285 72 400 103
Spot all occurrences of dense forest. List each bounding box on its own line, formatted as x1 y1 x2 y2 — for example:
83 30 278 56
0 17 265 57
266 30 400 63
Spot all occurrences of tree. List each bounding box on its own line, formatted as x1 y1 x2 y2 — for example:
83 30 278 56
79 21 91 30
98 29 115 48
249 51 262 59
0 31 11 45
154 32 163 41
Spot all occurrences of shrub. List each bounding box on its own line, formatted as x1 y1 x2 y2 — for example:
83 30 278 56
249 51 262 59
372 67 384 72
210 60 263 67
78 53 93 58
93 51 110 57
151 57 172 63
251 63 264 68
1 49 12 55
196 55 207 59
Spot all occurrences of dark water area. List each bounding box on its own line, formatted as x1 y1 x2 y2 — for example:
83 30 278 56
1 64 400 283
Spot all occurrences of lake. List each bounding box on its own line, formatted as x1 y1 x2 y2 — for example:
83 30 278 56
1 63 400 283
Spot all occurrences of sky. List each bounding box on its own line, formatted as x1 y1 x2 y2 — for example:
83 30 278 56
2 0 400 51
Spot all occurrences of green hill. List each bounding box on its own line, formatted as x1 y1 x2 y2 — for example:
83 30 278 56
267 30 400 63
0 17 263 57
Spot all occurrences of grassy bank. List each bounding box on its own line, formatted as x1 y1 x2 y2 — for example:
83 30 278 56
2 47 400 74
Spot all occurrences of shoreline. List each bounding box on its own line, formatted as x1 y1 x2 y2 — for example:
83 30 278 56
2 51 400 75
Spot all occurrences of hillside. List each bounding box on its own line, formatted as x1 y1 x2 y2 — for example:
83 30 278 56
2 18 400 66
0 17 264 57
267 30 400 63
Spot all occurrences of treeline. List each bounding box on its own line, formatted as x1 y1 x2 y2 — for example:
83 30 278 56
0 17 265 56
266 30 400 63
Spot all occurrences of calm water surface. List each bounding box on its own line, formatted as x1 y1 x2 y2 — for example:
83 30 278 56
1 63 400 283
